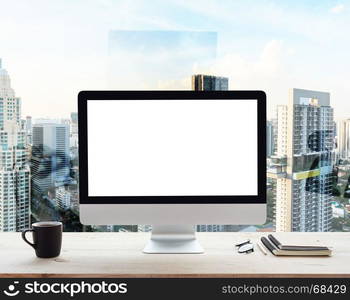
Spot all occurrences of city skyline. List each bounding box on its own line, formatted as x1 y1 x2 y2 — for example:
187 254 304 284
0 1 349 119
1 57 350 232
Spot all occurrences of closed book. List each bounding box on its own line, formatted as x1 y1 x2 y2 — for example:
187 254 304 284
268 234 331 251
261 236 332 256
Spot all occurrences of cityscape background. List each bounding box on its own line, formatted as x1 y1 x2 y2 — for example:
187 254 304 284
1 63 350 233
1 0 350 233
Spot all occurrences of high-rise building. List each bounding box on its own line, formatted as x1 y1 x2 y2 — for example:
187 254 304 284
24 116 32 145
70 112 78 148
55 186 71 210
266 120 275 157
336 119 350 160
31 122 70 195
192 74 228 91
0 59 31 232
268 88 335 232
271 118 278 156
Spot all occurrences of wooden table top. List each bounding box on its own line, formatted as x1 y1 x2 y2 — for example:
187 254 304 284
0 232 349 278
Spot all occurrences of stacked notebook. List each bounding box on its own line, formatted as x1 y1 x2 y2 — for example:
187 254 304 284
261 234 332 256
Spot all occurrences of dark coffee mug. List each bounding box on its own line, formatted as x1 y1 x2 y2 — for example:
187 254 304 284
22 221 62 258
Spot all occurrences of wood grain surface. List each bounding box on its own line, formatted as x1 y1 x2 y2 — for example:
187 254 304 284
0 232 349 278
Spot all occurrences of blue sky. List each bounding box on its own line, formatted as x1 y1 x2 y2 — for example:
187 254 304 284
0 0 349 118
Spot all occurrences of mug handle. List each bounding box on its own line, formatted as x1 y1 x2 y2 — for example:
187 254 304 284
22 229 36 249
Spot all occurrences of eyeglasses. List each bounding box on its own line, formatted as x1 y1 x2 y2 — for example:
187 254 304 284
235 239 254 254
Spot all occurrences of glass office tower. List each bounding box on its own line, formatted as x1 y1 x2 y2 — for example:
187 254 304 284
192 74 228 91
31 122 70 195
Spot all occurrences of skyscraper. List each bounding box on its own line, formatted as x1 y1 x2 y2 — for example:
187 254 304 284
192 74 228 91
31 122 70 195
25 116 33 145
266 120 275 157
70 112 78 148
336 119 350 160
0 59 31 232
55 186 71 210
268 88 335 232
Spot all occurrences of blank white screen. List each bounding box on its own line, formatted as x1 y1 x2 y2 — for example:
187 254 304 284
88 100 257 196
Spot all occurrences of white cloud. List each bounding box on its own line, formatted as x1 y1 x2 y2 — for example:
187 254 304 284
134 37 350 119
206 40 288 117
192 39 350 119
330 4 345 13
156 40 290 117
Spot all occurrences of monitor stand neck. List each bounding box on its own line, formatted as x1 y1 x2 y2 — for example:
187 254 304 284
143 225 204 254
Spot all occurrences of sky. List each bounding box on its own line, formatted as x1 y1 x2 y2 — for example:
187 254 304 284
107 30 217 89
0 0 349 119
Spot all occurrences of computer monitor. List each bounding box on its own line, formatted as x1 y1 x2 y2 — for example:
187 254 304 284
78 91 266 253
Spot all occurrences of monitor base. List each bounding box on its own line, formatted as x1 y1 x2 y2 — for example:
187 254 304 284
143 225 204 254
